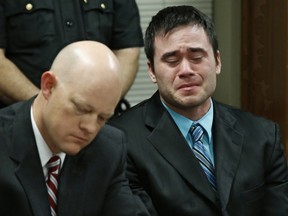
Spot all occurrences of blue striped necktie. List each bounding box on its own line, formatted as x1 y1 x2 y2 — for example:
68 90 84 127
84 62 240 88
190 124 217 191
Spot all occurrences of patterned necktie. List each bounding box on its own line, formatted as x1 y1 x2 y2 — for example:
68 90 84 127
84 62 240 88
190 124 217 191
46 155 61 216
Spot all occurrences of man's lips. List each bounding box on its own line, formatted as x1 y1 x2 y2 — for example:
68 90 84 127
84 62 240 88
177 83 199 90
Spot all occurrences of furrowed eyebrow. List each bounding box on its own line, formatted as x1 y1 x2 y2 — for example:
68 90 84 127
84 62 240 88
161 51 177 61
161 47 206 60
188 47 206 53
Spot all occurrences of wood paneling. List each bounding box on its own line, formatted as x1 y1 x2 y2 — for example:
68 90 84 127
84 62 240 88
241 0 288 156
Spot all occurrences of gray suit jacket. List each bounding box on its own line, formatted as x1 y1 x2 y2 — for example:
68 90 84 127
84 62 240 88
110 91 288 216
0 98 148 216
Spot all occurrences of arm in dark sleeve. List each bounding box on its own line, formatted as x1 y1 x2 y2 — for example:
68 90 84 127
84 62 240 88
111 0 143 49
126 155 158 216
101 131 151 216
263 123 288 215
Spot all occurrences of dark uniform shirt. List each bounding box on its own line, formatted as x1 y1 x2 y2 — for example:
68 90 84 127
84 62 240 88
0 0 143 89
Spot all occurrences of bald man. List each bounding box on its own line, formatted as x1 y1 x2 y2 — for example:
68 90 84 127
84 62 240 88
0 41 149 216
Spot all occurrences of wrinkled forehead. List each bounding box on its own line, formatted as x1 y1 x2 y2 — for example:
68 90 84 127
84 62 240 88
155 24 207 41
153 25 210 51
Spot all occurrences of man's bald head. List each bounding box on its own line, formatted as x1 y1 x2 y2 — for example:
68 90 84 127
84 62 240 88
33 41 123 154
50 40 122 88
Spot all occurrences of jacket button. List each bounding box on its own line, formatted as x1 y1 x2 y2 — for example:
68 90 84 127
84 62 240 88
100 3 106 9
26 3 33 11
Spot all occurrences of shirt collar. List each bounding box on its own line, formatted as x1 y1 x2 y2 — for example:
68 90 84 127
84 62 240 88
30 106 65 175
161 98 214 144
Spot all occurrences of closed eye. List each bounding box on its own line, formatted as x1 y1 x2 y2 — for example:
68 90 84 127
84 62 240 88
191 56 203 63
72 100 92 115
166 58 180 65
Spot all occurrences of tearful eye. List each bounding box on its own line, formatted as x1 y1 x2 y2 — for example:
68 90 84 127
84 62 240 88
166 58 180 66
191 56 203 63
193 56 202 60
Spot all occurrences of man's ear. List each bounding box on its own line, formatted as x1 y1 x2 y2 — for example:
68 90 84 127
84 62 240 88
147 60 157 83
215 51 221 75
41 71 57 99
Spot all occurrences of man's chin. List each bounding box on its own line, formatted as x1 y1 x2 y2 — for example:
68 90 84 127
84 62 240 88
62 144 85 155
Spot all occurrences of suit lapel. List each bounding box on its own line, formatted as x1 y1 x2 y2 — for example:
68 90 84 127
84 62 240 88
15 150 51 216
213 102 244 209
145 94 219 205
10 99 87 215
10 99 51 216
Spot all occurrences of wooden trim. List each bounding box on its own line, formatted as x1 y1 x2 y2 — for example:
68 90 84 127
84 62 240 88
241 0 288 156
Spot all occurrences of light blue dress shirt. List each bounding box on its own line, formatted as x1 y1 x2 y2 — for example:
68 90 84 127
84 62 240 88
162 99 215 165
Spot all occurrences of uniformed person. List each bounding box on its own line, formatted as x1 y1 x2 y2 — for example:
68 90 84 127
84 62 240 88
0 0 143 115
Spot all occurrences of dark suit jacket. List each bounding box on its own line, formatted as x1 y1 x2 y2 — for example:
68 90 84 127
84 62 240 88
0 98 148 216
110 91 288 216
